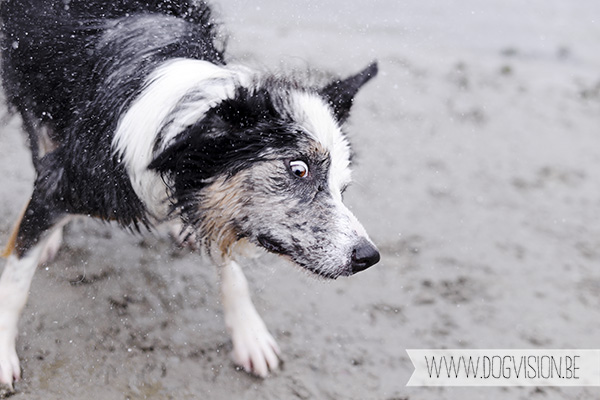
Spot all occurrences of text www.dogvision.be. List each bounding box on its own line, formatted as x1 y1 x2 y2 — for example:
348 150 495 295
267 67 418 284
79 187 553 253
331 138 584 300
406 349 600 386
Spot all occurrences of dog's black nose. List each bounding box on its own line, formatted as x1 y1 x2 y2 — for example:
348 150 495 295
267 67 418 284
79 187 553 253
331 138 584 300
351 239 380 274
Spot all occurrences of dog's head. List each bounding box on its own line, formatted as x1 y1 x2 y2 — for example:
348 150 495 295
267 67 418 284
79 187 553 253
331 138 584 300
150 62 379 278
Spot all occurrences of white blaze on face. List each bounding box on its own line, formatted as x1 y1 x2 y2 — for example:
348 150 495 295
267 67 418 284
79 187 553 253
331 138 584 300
288 92 352 200
289 91 374 246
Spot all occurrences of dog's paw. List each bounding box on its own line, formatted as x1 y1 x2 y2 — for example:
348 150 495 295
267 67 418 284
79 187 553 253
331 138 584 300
229 311 281 378
0 330 19 395
39 227 63 265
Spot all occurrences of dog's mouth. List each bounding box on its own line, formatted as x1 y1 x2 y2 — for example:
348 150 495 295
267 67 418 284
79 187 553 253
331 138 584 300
306 265 353 279
256 234 289 256
255 234 352 279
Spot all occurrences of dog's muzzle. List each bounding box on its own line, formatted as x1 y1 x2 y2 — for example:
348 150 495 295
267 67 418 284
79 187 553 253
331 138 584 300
350 238 380 274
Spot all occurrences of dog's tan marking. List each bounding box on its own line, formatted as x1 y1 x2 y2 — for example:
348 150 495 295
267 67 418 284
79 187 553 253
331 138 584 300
198 173 250 256
1 200 29 258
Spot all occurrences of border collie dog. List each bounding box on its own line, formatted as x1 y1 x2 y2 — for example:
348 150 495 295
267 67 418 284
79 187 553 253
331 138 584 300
0 0 379 390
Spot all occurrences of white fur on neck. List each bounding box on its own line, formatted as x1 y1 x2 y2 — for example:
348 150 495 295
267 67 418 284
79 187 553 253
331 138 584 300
112 58 252 218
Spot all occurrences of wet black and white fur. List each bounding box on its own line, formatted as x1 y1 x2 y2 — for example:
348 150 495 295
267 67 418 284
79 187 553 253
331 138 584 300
0 0 380 390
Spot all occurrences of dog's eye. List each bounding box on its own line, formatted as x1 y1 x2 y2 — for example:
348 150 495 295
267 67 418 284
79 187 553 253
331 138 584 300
289 160 309 178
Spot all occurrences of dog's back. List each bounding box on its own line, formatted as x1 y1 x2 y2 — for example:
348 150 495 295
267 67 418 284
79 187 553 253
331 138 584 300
0 0 224 157
0 0 228 228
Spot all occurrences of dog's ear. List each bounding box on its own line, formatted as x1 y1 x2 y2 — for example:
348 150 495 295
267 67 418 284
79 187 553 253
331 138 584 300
319 61 378 123
148 87 277 177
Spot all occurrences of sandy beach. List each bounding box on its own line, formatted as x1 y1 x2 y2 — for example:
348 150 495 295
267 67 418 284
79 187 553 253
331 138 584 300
1 0 600 398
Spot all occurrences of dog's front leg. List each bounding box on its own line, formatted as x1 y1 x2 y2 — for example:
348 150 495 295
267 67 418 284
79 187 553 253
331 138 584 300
220 258 280 378
0 244 45 393
0 189 68 394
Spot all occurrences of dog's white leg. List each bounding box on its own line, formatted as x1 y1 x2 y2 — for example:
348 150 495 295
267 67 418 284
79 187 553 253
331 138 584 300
0 244 44 391
220 258 280 378
39 226 63 265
